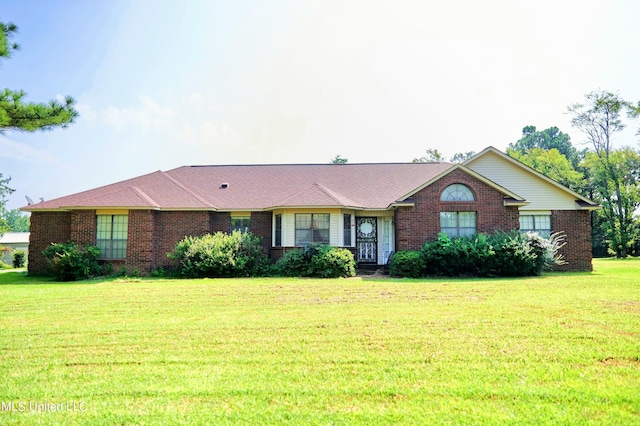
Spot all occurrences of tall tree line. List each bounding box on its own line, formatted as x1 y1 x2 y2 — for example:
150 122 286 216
508 90 640 258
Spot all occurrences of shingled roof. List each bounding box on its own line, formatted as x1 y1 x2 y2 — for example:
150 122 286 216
23 162 465 211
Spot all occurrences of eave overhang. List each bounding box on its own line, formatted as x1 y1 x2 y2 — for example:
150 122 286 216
576 200 601 211
503 198 530 207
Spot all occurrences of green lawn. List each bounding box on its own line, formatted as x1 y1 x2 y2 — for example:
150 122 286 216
0 259 639 425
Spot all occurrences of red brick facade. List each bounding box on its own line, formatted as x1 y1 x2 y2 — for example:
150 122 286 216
28 212 71 274
396 170 520 251
551 210 593 271
26 169 593 274
27 209 275 275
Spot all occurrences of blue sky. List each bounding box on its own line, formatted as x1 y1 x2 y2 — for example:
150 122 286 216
2 0 640 211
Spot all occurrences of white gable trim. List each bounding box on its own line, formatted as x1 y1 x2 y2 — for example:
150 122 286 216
465 147 599 210
395 163 527 204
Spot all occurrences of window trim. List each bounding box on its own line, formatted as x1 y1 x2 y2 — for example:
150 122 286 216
440 184 475 201
519 214 551 238
96 214 128 260
343 214 352 247
440 211 477 238
274 214 282 246
295 213 330 246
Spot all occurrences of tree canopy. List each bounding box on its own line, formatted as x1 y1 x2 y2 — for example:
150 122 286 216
331 154 348 164
507 147 584 192
413 149 475 163
1 21 78 133
0 20 78 218
568 90 640 257
508 125 582 168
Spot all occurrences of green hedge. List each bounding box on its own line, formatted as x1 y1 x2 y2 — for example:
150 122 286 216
390 231 565 278
276 244 356 278
168 231 271 278
42 242 102 281
388 250 424 278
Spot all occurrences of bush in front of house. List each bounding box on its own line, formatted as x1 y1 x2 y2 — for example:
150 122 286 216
168 231 271 278
12 250 26 268
389 250 425 278
42 242 102 281
276 244 356 278
391 231 566 278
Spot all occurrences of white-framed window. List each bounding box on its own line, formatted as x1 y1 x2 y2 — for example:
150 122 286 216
441 184 475 201
274 214 282 246
343 214 352 246
295 213 330 246
96 214 128 259
520 215 551 238
440 212 476 238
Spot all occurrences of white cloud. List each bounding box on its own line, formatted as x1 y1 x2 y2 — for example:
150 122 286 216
103 95 175 131
0 136 65 166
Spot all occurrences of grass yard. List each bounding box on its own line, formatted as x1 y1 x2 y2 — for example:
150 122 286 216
0 259 639 425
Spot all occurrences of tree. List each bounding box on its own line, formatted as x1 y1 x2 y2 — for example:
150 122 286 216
0 173 14 235
331 154 348 164
0 208 29 232
450 151 476 163
1 22 78 133
507 147 584 192
508 125 583 168
413 148 444 163
582 148 640 257
414 149 476 163
0 21 78 216
568 90 639 257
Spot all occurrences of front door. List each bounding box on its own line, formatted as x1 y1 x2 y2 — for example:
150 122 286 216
356 217 377 263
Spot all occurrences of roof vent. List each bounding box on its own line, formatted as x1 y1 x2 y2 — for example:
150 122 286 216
220 183 229 189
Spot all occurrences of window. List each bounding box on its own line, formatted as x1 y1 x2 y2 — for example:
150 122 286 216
441 184 475 201
295 213 330 246
440 212 476 238
343 214 352 246
96 214 128 259
230 216 251 233
275 215 282 246
520 215 551 238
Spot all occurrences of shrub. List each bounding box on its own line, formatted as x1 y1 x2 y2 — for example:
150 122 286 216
421 233 496 276
389 250 425 278
409 230 566 279
12 250 26 268
168 231 270 278
276 244 356 278
490 231 539 276
42 242 102 281
526 231 567 272
309 245 356 278
276 248 308 277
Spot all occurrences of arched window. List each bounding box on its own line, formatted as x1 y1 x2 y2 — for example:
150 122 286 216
440 184 475 201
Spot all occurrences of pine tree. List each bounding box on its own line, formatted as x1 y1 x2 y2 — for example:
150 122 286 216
0 21 78 132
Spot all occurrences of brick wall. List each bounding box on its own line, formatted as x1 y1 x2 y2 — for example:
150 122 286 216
210 212 231 233
396 169 520 250
127 210 155 273
153 211 212 270
28 211 72 274
250 211 272 253
70 210 96 246
552 210 593 272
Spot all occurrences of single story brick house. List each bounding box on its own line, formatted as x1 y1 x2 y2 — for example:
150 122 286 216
22 147 598 274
